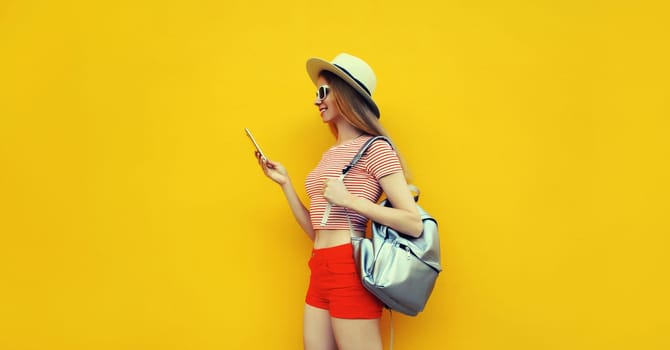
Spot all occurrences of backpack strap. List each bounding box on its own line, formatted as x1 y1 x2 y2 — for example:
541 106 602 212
320 136 393 226
341 136 393 176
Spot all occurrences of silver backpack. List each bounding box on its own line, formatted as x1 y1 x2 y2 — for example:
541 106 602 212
328 136 442 316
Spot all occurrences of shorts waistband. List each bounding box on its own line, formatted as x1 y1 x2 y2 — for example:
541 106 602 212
311 243 352 258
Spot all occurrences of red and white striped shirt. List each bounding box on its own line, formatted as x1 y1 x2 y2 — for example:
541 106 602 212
305 136 403 231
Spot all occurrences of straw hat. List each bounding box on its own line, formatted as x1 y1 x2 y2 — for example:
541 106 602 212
306 53 380 118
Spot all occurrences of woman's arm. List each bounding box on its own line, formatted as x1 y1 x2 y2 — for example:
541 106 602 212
257 153 315 240
323 172 423 237
279 178 315 240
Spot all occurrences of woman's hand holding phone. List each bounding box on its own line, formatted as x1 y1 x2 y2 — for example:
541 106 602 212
246 128 289 186
257 154 289 186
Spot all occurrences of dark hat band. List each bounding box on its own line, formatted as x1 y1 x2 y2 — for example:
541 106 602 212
333 63 372 96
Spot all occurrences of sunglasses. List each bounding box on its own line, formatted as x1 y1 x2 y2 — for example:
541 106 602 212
315 85 330 101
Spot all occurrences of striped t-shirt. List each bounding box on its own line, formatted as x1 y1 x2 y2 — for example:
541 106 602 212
305 135 403 231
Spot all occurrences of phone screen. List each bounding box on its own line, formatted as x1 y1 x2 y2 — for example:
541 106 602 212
244 128 267 159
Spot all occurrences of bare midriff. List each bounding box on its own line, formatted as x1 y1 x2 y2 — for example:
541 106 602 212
313 229 365 249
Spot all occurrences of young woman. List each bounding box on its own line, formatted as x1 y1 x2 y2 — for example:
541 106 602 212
255 53 422 350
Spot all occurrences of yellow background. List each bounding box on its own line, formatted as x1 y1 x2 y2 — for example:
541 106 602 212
1 0 669 349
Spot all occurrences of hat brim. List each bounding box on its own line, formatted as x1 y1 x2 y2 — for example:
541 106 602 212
306 57 380 118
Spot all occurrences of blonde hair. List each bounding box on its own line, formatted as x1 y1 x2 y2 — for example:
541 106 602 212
321 71 412 181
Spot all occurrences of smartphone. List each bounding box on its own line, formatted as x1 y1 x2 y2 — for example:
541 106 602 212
244 128 267 160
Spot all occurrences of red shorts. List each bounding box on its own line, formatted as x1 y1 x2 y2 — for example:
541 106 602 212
305 243 383 319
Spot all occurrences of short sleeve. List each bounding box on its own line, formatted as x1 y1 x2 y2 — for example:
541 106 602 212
365 139 403 180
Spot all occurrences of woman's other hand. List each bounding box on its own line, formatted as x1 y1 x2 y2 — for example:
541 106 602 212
256 151 289 185
323 177 355 208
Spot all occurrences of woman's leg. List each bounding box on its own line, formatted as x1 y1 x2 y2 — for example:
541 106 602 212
303 304 337 350
331 317 382 350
